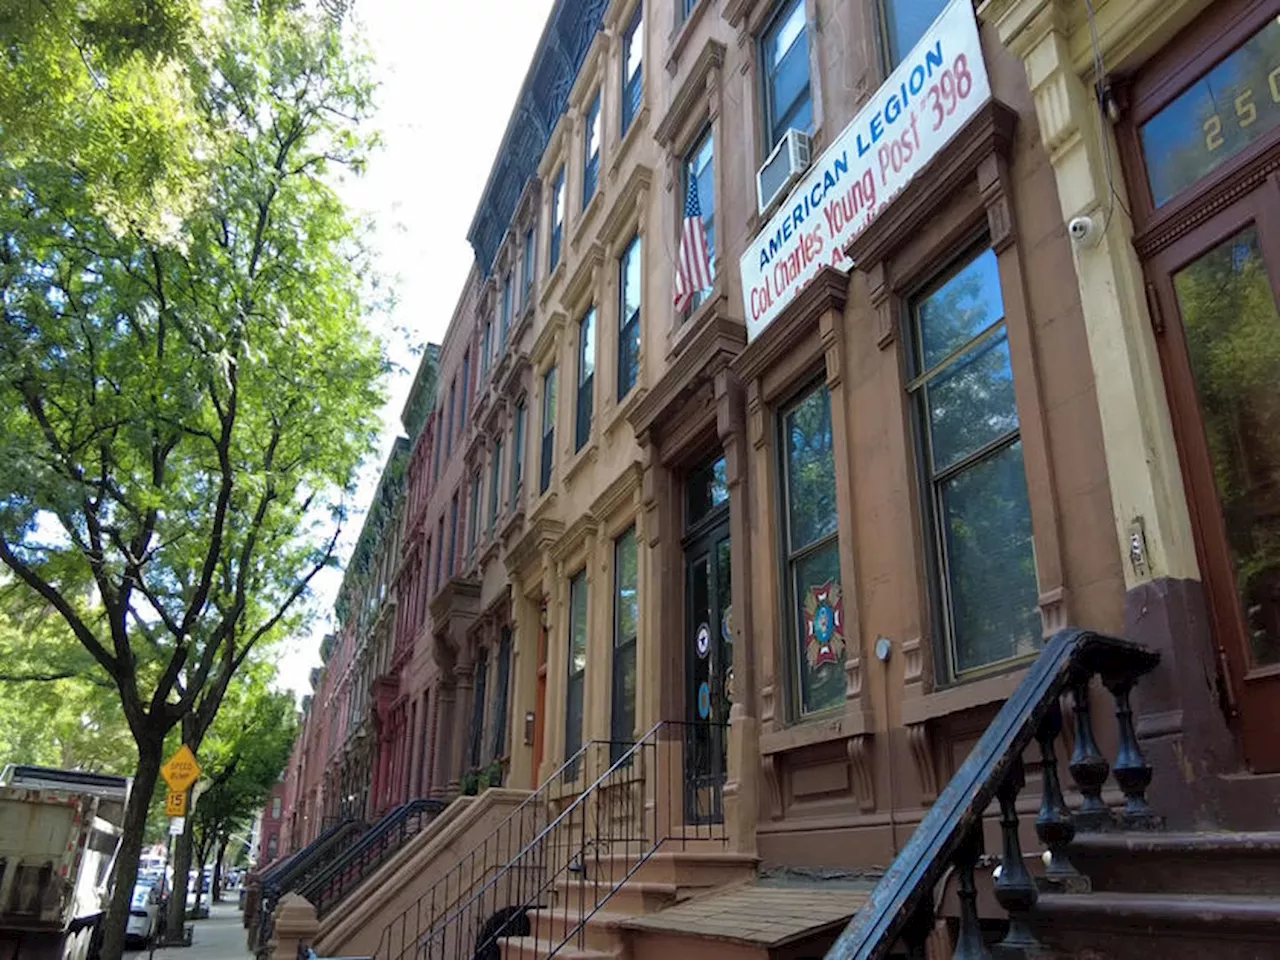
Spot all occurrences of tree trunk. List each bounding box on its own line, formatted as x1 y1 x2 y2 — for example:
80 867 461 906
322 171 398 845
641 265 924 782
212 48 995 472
166 796 197 932
212 834 228 902
99 739 162 960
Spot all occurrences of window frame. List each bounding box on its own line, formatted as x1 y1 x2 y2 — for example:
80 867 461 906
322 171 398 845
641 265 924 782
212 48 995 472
759 0 813 155
621 4 644 137
618 235 642 400
904 240 1038 684
434 517 444 591
540 368 557 494
501 273 513 351
550 168 565 270
448 492 459 579
469 646 489 768
565 569 589 772
682 127 717 314
777 378 844 718
491 627 512 760
460 351 471 429
482 319 493 378
576 307 596 452
468 470 481 554
446 380 456 456
512 399 527 510
611 526 639 761
583 92 602 209
876 0 947 74
522 227 536 309
489 437 503 532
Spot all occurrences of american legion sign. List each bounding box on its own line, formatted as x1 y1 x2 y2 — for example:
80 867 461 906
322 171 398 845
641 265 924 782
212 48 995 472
740 0 993 340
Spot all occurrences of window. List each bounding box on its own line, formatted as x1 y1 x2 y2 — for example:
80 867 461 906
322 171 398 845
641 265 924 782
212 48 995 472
761 0 812 153
583 92 601 208
511 400 526 511
621 5 643 136
460 351 471 429
491 627 512 759
618 236 641 399
434 518 444 591
267 836 278 860
679 0 698 23
575 308 596 452
550 169 565 270
489 438 503 532
611 528 638 760
272 797 282 819
501 273 513 350
566 570 588 771
448 492 459 578
482 320 492 378
683 130 716 312
469 647 488 768
432 414 443 483
540 368 557 494
522 227 535 309
468 471 481 553
781 383 844 715
446 380 456 456
878 0 947 70
908 246 1039 679
424 537 432 602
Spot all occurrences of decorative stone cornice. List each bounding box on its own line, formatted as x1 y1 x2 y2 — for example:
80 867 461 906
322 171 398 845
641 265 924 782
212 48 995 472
549 511 600 565
562 241 605 312
530 311 567 372
505 516 565 582
844 100 1019 271
629 315 746 439
590 461 643 530
654 40 726 147
598 164 654 251
732 266 848 385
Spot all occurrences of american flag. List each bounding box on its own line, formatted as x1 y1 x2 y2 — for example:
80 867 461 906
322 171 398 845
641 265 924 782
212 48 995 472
673 175 713 312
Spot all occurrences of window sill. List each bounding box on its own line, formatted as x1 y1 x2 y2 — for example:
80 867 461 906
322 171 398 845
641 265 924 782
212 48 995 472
665 283 722 361
529 486 558 524
609 105 650 183
666 0 713 76
572 189 606 255
606 384 649 438
563 438 599 488
900 663 1029 728
760 705 869 756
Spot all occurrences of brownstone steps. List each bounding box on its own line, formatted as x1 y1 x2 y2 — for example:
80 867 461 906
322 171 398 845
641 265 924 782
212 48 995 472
522 907 633 954
1066 830 1280 896
500 935 620 960
1033 891 1280 960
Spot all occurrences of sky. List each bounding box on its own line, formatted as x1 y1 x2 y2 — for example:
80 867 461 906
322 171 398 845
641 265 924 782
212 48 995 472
274 0 558 698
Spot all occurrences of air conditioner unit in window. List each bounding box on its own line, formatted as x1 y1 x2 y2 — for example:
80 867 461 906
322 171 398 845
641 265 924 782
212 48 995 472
756 128 812 217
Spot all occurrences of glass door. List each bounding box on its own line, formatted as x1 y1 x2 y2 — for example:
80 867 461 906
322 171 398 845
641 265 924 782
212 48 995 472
683 456 732 823
1151 183 1280 771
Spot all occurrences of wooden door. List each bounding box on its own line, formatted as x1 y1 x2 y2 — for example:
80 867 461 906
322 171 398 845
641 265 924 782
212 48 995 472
1149 182 1280 771
531 614 548 787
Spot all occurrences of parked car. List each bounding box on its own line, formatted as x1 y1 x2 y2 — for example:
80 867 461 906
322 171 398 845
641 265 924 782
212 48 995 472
125 880 162 946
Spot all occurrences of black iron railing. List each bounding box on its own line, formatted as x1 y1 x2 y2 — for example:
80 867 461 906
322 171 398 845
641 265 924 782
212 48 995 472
372 738 629 960
255 817 367 957
824 627 1160 960
301 798 448 919
409 720 729 960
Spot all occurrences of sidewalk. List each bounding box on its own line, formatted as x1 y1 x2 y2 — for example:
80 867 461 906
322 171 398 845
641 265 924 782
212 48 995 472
126 898 252 960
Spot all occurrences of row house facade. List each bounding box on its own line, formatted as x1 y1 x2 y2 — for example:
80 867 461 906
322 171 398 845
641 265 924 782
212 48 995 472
272 0 1280 954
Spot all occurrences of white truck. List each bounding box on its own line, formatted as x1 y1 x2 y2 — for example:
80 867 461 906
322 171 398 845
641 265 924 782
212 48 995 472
0 766 131 960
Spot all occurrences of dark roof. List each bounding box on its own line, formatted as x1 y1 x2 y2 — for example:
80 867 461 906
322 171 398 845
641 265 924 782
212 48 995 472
466 0 609 276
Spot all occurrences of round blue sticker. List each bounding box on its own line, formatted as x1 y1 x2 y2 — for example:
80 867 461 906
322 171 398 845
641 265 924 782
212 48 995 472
697 681 711 719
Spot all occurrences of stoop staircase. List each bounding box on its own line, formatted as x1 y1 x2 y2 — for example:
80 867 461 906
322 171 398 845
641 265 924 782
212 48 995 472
393 721 756 960
822 627 1280 960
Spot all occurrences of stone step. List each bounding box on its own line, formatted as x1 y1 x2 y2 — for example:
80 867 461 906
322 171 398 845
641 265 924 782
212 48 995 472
500 934 619 960
1033 891 1280 960
551 877 681 915
1067 830 1280 896
575 849 757 888
523 908 631 954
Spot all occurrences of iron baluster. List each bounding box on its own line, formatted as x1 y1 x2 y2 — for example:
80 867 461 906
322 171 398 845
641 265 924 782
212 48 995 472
951 826 992 960
1068 677 1112 831
1102 670 1157 829
993 756 1039 952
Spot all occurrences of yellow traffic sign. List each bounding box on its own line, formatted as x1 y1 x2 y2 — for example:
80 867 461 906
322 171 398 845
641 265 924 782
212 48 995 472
161 745 201 793
165 791 187 817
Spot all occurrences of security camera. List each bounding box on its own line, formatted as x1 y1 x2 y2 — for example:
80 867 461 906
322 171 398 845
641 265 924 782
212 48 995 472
1068 215 1102 248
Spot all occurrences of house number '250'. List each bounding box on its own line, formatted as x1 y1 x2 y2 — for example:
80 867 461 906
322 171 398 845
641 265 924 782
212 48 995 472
1204 67 1280 151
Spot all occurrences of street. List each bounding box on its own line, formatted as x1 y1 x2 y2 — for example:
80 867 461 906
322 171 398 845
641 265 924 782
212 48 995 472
126 899 250 960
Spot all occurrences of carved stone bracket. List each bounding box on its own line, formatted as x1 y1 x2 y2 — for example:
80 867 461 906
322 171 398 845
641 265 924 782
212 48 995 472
844 654 863 701
846 734 876 812
760 682 776 726
761 754 783 820
907 721 941 805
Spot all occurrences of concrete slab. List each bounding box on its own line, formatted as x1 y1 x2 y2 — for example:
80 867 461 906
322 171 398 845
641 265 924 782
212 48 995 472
126 899 251 960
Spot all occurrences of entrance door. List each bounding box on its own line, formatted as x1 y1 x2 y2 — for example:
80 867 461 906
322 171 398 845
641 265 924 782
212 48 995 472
683 457 732 823
531 611 548 787
1151 183 1280 771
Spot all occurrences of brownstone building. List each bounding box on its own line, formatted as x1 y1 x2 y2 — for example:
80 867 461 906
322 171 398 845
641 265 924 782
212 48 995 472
264 1 1280 958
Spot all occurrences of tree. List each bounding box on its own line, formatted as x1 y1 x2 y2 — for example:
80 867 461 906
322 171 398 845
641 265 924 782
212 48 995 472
188 666 296 906
0 3 384 956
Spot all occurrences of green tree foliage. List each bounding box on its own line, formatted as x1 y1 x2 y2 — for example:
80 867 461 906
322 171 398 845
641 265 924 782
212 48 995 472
0 599 133 771
0 2 383 955
190 664 297 901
